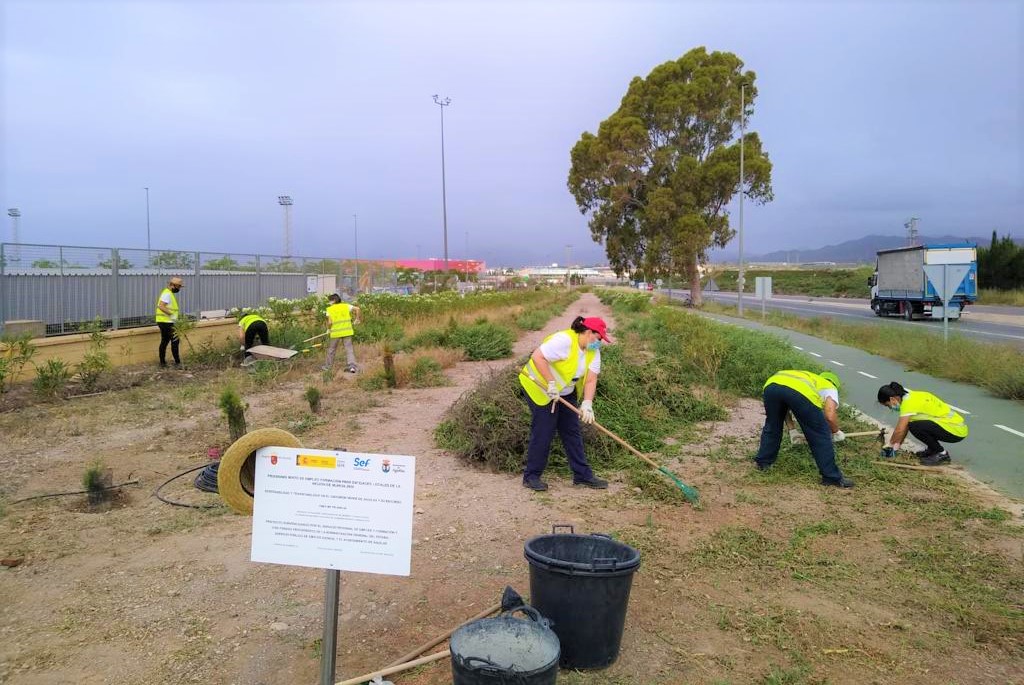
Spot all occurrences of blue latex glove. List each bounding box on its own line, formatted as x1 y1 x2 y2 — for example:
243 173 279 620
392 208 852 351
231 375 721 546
880 446 896 459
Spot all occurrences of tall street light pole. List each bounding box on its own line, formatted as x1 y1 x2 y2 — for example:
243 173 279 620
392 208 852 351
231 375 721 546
737 83 746 316
144 187 151 252
433 94 451 283
353 214 359 293
278 195 294 257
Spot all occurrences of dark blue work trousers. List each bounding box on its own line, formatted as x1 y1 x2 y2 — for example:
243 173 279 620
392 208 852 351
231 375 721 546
523 393 595 482
755 383 844 482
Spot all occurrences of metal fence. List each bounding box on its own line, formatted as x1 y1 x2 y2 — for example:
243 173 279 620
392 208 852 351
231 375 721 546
0 243 397 336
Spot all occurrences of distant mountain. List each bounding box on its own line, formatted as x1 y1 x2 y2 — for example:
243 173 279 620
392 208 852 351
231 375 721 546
750 234 1015 264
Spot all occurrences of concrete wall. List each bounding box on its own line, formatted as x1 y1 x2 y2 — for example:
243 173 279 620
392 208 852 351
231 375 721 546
5 319 239 383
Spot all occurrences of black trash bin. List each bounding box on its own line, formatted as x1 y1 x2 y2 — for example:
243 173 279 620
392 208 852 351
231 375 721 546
524 526 641 670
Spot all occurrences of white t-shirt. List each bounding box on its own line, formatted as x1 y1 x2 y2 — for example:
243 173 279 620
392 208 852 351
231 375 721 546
819 388 838 407
159 291 178 321
539 332 601 396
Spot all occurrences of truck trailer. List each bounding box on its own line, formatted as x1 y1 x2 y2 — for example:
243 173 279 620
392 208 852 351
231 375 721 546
868 243 977 320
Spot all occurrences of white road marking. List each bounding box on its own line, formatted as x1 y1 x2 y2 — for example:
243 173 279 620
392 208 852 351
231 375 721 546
809 352 822 358
793 345 804 350
947 404 971 415
829 360 846 366
994 424 1024 438
857 371 878 379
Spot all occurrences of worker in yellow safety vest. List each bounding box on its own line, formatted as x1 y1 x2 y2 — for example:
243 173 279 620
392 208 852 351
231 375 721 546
323 293 361 373
237 313 270 354
754 370 853 488
518 316 612 492
877 381 968 465
155 276 184 368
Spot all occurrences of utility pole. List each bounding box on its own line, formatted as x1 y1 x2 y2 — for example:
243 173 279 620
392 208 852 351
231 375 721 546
464 230 469 283
278 195 294 257
565 244 572 289
433 95 451 283
353 214 359 293
905 217 920 247
737 83 746 315
144 187 151 252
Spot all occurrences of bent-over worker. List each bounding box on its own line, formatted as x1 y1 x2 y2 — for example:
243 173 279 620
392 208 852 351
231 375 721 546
237 312 270 353
518 316 612 492
754 370 853 488
323 293 361 373
877 382 967 465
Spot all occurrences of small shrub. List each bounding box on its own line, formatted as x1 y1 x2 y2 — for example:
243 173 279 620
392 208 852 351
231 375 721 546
247 360 282 387
408 357 445 388
76 319 111 392
401 327 451 350
355 318 404 343
304 386 322 413
218 387 247 441
514 310 550 331
33 359 71 399
450 322 514 360
82 459 110 505
0 333 36 393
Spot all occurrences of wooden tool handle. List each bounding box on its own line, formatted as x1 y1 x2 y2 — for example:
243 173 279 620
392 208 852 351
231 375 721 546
335 650 450 685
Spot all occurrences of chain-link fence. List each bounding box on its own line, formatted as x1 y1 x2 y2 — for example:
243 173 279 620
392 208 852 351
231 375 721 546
0 243 401 336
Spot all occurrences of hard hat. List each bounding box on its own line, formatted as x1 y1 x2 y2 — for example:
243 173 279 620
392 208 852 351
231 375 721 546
819 371 841 390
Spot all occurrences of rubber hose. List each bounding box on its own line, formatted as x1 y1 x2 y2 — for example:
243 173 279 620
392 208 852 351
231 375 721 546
217 428 302 515
193 463 221 493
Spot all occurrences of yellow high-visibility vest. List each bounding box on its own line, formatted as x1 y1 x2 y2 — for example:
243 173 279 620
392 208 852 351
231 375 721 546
155 288 179 323
901 390 968 438
326 303 354 338
519 329 597 406
238 314 265 332
764 370 835 409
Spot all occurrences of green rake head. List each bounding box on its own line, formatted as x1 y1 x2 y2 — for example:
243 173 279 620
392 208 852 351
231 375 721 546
659 466 700 505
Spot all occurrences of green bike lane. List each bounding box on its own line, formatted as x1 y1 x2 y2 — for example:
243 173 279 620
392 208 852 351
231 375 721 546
698 311 1024 501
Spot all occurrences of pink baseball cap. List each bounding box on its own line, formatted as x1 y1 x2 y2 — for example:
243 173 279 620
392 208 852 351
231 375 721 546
582 317 613 343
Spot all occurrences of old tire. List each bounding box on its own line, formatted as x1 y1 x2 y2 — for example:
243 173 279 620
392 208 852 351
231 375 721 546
218 428 302 515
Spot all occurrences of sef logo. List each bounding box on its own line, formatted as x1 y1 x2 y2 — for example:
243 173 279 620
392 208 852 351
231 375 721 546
353 457 371 468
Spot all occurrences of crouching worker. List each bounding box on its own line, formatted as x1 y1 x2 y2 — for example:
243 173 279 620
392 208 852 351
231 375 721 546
877 382 967 465
754 370 853 488
237 312 270 355
518 316 612 492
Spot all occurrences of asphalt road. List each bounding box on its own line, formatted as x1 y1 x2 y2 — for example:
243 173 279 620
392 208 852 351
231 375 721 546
665 289 1024 348
695 310 1024 500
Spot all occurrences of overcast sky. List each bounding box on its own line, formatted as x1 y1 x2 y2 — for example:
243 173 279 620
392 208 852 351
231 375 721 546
2 0 1021 267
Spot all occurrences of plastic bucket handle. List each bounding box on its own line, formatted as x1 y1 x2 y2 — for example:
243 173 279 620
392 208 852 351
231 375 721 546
552 524 574 534
592 557 619 571
502 604 553 630
460 656 529 684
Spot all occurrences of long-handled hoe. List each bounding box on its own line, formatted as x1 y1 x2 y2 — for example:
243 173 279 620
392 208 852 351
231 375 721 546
525 374 700 504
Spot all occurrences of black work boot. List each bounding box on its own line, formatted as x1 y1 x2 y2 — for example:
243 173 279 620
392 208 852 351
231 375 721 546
920 450 951 466
573 475 608 489
821 476 855 489
523 477 548 491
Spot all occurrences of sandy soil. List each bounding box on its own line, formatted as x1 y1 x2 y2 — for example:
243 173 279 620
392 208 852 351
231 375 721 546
1 292 1021 685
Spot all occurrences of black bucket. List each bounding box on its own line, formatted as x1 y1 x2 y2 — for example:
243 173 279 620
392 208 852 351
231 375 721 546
450 605 560 684
524 526 641 670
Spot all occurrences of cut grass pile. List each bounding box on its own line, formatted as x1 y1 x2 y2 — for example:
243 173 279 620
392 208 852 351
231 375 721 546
700 300 1024 401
